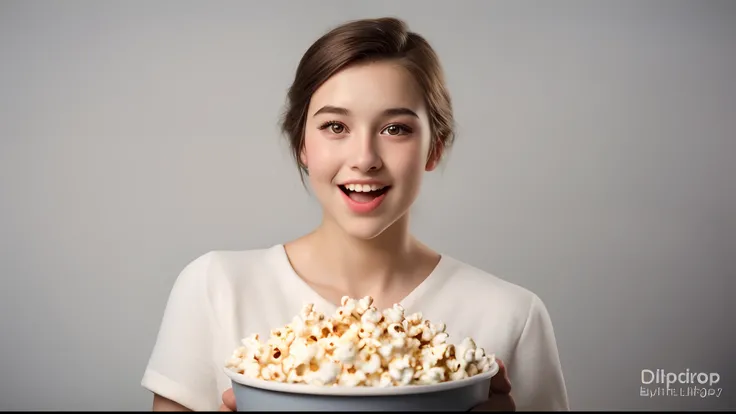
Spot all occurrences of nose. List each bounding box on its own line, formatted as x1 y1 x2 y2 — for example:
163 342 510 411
349 132 383 172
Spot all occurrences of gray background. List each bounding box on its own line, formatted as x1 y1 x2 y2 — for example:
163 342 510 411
1 0 733 411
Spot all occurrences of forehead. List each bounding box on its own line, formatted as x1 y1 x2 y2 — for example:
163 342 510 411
308 60 426 117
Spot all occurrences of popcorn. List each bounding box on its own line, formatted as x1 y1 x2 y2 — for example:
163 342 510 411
333 340 359 365
388 354 416 386
450 368 469 381
361 307 382 325
305 361 341 386
446 357 462 373
238 360 261 378
477 352 496 373
377 371 394 387
419 346 443 370
467 362 480 377
387 323 405 338
358 351 382 374
225 296 495 387
431 332 449 346
290 337 319 365
241 333 264 356
405 312 423 326
416 366 446 385
378 343 395 360
383 304 405 324
355 296 373 315
338 369 367 386
268 344 287 364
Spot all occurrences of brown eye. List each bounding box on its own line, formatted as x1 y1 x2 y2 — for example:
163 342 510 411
330 123 344 134
382 124 410 136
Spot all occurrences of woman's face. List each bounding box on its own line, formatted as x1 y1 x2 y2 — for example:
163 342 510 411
301 60 440 240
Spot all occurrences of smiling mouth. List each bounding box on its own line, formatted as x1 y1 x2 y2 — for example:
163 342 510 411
338 184 391 203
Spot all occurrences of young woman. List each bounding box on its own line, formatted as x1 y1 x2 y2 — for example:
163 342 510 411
142 17 570 411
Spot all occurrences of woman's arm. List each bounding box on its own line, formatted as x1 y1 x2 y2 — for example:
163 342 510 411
141 252 222 411
507 294 570 411
153 394 192 411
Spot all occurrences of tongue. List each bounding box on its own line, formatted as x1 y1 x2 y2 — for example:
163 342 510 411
348 191 379 203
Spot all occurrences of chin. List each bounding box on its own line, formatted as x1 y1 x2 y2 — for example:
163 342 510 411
336 219 394 241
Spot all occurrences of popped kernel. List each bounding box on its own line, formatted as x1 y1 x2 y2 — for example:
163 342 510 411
355 296 373 315
383 304 405 324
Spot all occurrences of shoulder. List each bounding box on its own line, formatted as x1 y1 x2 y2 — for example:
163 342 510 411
436 261 570 410
169 245 286 297
440 255 539 319
418 255 551 363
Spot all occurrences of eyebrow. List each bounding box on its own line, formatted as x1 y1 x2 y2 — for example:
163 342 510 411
312 105 419 119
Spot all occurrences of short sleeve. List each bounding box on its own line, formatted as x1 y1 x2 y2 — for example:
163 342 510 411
141 252 220 411
507 294 570 411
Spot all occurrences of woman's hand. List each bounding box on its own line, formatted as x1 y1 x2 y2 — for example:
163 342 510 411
217 360 516 412
219 388 237 412
471 359 516 411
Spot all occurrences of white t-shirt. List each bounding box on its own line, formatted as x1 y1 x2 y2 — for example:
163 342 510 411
141 244 570 411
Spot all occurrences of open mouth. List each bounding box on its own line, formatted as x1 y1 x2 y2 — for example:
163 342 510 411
338 184 391 203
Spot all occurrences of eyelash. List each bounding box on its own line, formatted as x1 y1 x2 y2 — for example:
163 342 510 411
317 121 413 135
317 120 346 132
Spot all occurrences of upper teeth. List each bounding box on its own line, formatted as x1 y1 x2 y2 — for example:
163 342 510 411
345 184 386 192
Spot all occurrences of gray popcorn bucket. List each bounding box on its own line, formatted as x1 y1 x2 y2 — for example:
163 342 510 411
224 361 498 412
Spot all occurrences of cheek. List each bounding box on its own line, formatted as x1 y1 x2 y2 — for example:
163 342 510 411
303 132 339 180
383 142 428 185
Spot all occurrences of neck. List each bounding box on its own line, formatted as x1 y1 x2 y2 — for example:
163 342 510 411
309 214 417 296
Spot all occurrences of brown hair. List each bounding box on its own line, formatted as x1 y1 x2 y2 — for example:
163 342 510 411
279 17 455 183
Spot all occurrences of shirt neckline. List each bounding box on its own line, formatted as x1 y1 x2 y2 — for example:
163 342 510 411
268 243 456 313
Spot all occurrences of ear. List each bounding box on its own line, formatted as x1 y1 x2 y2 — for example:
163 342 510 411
425 142 443 171
299 147 308 170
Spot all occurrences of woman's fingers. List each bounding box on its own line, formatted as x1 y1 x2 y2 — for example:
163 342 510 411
470 393 516 411
490 359 512 394
221 388 237 411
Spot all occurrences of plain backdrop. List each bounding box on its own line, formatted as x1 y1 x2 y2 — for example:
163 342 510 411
1 0 734 411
